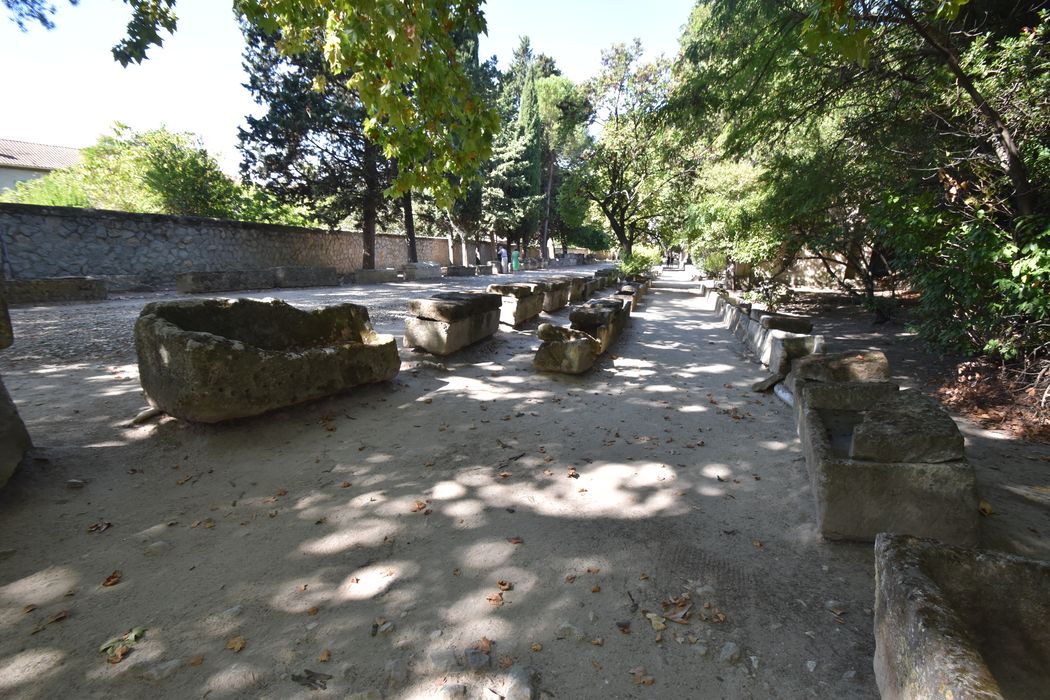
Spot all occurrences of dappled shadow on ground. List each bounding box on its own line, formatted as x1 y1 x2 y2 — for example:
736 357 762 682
0 275 884 699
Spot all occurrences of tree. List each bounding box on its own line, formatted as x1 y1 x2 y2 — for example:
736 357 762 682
480 129 540 248
535 74 589 259
238 25 394 268
510 65 544 252
7 0 500 205
575 42 693 258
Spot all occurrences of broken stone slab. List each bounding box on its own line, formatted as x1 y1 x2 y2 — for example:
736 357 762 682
534 323 601 374
612 286 637 313
273 266 339 288
135 298 399 423
3 276 108 303
486 283 544 328
176 269 275 294
0 374 32 488
404 292 502 356
799 393 977 544
785 350 890 395
352 268 399 284
767 333 825 377
400 261 443 281
759 313 813 334
874 533 1050 700
541 278 572 312
850 392 965 464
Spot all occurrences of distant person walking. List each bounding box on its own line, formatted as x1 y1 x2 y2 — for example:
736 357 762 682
511 246 520 272
498 245 509 273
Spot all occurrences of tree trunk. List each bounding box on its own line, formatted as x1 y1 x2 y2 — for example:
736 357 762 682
403 191 418 263
362 142 380 270
540 157 554 261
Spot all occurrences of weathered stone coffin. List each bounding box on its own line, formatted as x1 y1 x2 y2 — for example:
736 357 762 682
584 278 603 298
273 266 339 288
403 291 501 356
613 285 638 313
785 350 890 395
135 298 399 423
566 276 588 303
874 534 1050 700
3 277 108 304
541 278 572 312
798 382 977 544
570 298 630 354
176 269 276 294
486 283 545 327
401 262 443 281
352 268 399 284
533 323 601 374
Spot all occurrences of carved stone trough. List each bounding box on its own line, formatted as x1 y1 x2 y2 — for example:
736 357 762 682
486 282 545 328
541 277 572 313
533 323 601 374
135 298 399 423
798 381 977 544
404 291 501 356
569 298 630 354
874 533 1050 700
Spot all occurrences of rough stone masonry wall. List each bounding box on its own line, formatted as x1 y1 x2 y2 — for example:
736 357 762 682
0 203 454 290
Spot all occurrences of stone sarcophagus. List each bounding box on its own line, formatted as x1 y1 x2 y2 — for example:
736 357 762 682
403 291 502 356
874 534 1050 700
569 298 630 354
135 298 399 423
533 323 601 374
541 278 572 313
486 283 545 328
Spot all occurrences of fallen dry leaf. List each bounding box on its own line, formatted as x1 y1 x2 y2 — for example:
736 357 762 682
591 585 601 593
530 643 543 652
190 654 204 666
591 637 604 646
497 580 513 591
486 592 505 607
616 621 631 634
498 654 514 669
411 500 428 513
565 574 577 584
307 607 319 616
630 667 656 685
22 604 37 614
472 637 492 653
507 536 524 545
752 539 764 549
87 521 112 533
499 471 513 479
452 568 461 576
592 659 603 671
101 570 122 587
978 500 994 516
339 481 352 488
639 573 650 580
226 636 246 653
318 649 331 663
567 467 580 479
586 567 600 574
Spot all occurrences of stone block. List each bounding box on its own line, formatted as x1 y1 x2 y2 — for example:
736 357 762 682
850 392 965 463
541 278 572 312
766 333 825 376
176 270 275 294
786 350 890 394
584 278 602 298
487 283 544 327
135 298 399 423
874 534 1050 700
443 265 477 277
759 313 813 334
273 266 339 288
3 277 108 303
0 374 32 488
799 402 977 544
352 268 399 284
401 262 443 281
613 286 637 313
534 323 601 374
404 292 501 355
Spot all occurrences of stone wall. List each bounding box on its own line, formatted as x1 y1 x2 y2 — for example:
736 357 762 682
0 203 467 290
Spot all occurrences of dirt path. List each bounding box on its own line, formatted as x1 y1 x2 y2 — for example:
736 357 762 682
0 270 1040 699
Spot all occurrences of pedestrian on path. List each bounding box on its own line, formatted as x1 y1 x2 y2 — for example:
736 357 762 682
498 245 509 274
511 246 520 272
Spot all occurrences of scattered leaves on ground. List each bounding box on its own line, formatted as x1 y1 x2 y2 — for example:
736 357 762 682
307 607 319 616
190 654 204 666
486 592 505 607
226 636 246 653
591 585 601 593
498 654 514 669
630 667 656 685
31 610 69 635
472 637 492 653
318 649 331 662
617 621 632 634
87 521 112 533
497 580 513 591
565 574 577 584
979 500 994 516
567 467 580 479
506 536 524 545
101 570 122 587
586 567 600 574
100 627 146 663
530 643 543 652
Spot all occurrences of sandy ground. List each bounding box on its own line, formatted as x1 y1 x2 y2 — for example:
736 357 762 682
0 269 1046 699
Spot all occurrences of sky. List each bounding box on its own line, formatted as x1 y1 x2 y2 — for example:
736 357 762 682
0 0 695 174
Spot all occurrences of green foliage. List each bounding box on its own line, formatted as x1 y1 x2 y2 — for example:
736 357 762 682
1 168 89 207
618 245 662 277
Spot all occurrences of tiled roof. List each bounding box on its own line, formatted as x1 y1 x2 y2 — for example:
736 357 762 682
0 138 82 171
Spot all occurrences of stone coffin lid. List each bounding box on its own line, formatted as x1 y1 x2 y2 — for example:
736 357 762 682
537 323 596 342
408 292 502 322
850 391 965 463
793 349 890 384
486 283 543 298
